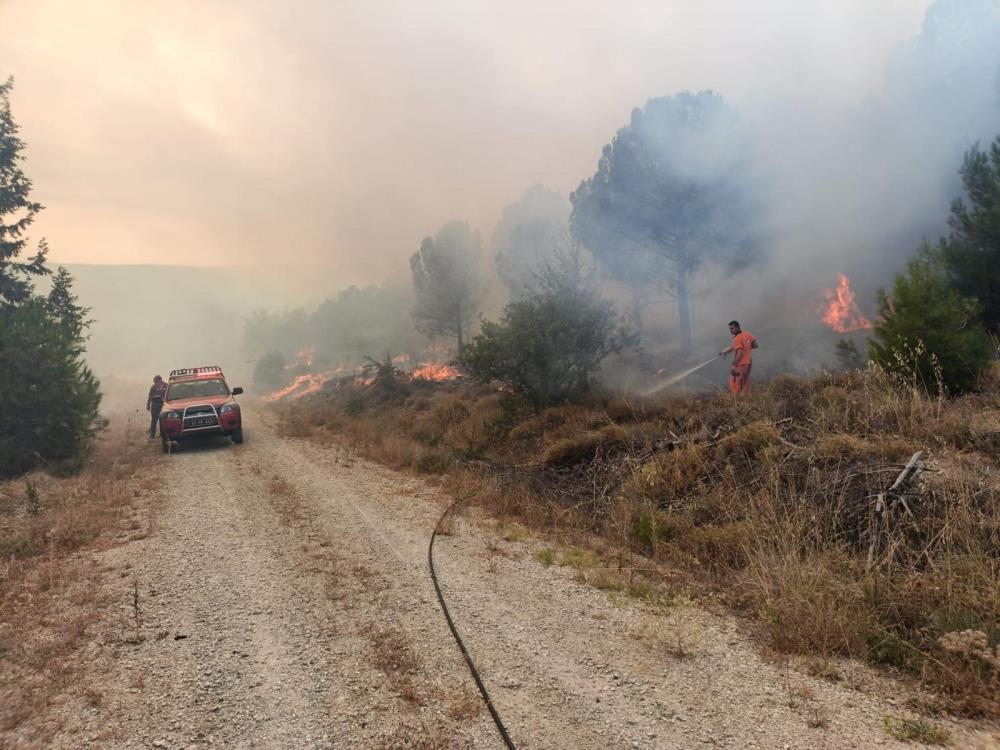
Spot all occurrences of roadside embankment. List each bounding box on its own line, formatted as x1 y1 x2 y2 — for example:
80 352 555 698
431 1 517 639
278 367 1000 721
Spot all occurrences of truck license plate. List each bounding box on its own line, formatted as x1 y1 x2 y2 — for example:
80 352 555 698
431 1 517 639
189 418 214 427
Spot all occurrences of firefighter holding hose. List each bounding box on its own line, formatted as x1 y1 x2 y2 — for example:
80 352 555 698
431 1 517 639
720 320 757 394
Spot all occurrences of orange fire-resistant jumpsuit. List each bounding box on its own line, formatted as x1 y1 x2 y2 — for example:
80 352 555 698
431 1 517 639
728 331 757 394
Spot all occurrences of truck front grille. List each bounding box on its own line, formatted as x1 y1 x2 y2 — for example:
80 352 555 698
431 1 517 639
183 404 220 430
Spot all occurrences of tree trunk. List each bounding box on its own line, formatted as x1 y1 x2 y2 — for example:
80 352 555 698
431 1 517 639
677 265 692 351
455 312 464 354
631 293 644 344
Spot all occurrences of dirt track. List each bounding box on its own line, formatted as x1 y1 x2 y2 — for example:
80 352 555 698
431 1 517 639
35 408 959 749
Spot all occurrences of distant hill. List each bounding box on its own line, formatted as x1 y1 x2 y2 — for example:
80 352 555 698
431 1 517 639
55 264 341 387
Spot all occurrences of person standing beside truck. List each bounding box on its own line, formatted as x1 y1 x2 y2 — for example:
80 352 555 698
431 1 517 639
147 374 167 438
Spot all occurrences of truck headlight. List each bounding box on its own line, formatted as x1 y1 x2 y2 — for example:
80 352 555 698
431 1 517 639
220 403 238 414
165 411 180 419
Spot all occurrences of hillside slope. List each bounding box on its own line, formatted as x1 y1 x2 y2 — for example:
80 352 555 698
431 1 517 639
280 367 1000 722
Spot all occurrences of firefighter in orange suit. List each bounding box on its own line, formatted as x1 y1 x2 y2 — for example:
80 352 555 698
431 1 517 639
720 320 757 394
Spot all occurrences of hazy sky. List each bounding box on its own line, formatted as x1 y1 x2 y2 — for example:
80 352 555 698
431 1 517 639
0 1 929 282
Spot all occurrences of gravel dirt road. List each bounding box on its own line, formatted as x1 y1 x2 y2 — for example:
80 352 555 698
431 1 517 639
32 408 977 749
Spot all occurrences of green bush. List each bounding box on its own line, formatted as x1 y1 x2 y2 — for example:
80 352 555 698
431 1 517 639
460 251 634 409
870 244 993 394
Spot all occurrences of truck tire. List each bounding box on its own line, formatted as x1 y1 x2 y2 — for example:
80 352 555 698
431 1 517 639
161 436 169 454
230 428 244 445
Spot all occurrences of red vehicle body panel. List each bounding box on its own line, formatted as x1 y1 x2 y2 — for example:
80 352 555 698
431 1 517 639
159 367 243 446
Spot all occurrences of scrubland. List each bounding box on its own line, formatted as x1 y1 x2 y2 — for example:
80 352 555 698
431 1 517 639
280 367 1000 718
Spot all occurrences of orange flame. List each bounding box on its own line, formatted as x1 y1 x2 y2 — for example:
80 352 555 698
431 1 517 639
410 362 462 382
263 372 328 402
297 347 316 367
263 358 462 401
819 274 872 333
284 346 317 371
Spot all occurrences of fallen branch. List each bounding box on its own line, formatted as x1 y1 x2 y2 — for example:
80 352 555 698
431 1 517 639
866 451 924 569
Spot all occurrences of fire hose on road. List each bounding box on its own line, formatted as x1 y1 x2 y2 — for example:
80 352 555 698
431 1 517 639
429 495 518 750
427 357 720 748
427 356 720 747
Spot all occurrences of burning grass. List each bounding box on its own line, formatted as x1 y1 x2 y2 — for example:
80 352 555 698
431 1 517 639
264 358 464 404
278 367 1000 717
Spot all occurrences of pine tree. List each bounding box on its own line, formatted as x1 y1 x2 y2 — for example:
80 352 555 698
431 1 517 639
943 136 1000 333
0 77 103 477
47 265 91 355
570 91 757 350
0 298 102 475
410 221 480 352
870 243 992 394
0 78 48 310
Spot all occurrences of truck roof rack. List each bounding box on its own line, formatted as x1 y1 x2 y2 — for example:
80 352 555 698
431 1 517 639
169 366 224 379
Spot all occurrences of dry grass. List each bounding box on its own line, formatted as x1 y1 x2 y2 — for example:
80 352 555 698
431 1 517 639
445 687 483 721
364 624 425 705
0 417 153 743
883 715 951 745
268 476 296 498
632 613 699 658
373 719 472 750
965 731 1000 750
541 424 630 466
558 546 600 569
484 539 504 574
574 567 624 592
806 708 830 730
534 548 557 566
496 520 528 542
434 510 456 536
802 656 843 683
279 366 1000 717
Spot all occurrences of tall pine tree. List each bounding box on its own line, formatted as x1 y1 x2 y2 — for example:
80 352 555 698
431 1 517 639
410 221 481 353
47 265 91 354
0 298 102 475
943 135 1000 333
0 77 48 309
0 77 102 477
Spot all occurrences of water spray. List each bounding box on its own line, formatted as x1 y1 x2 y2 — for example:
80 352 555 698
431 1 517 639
642 356 718 397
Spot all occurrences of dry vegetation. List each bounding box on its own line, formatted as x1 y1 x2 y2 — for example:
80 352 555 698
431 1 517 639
0 418 154 741
279 367 1000 719
364 623 425 704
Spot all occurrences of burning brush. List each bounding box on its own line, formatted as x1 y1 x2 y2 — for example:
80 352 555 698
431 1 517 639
819 274 872 333
264 359 463 402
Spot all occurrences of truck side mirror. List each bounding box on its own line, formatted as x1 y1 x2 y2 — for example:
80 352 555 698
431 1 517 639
232 387 244 396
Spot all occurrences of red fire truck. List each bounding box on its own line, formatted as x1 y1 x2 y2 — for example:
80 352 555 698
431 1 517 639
159 366 244 453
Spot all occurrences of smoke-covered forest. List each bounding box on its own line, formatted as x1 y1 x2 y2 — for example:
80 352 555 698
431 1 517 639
245 0 1000 398
5 2 1000 744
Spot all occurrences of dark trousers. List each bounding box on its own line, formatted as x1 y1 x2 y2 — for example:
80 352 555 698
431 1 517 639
149 402 164 436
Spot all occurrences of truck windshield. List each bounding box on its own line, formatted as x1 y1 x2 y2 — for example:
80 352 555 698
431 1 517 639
167 378 230 400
